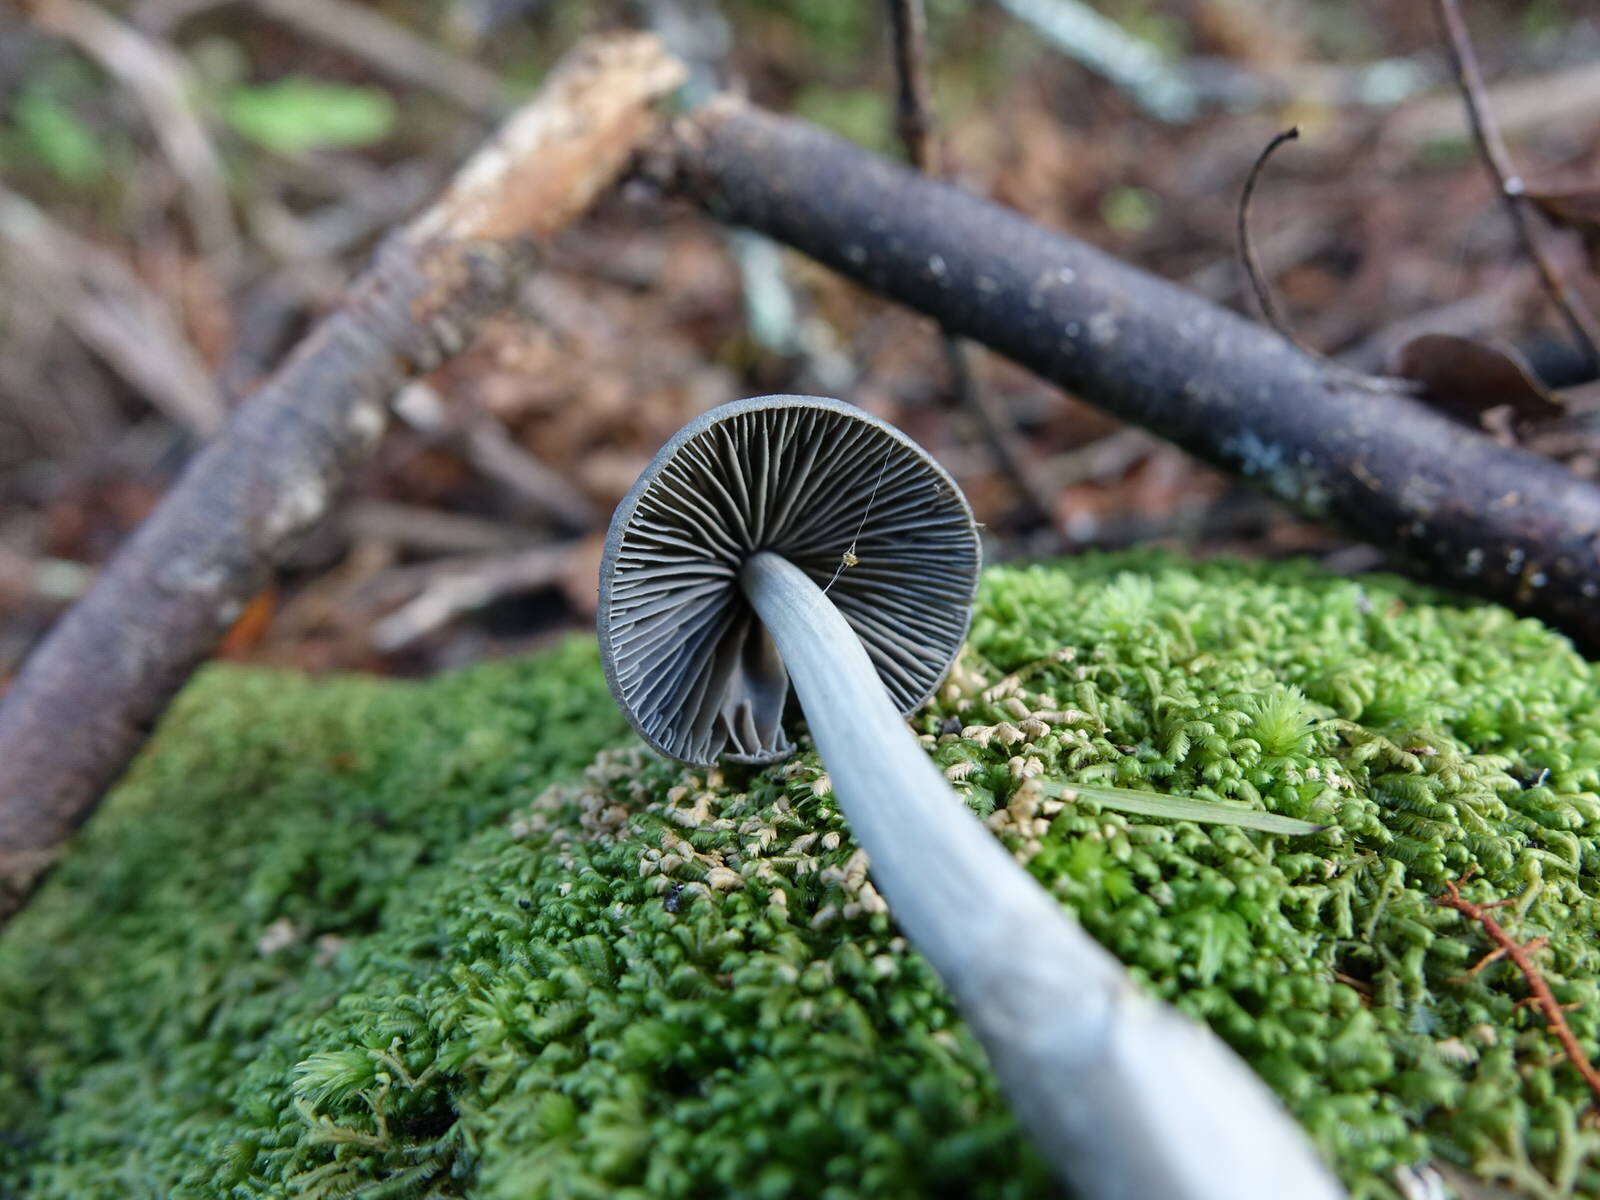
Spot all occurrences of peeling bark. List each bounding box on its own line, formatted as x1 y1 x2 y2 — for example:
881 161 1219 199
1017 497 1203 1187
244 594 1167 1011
0 34 685 921
656 97 1600 653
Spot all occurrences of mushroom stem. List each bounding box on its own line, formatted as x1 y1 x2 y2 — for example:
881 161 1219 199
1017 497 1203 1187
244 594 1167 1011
740 549 1343 1200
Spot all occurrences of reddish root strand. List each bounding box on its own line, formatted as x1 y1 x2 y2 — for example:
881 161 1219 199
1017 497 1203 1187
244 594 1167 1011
1436 875 1600 1106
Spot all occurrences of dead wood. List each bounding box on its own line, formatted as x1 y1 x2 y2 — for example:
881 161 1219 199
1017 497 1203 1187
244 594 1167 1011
0 33 684 921
654 96 1600 651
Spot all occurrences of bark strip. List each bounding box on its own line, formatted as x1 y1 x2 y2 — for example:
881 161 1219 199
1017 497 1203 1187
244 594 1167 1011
658 97 1600 652
0 34 684 920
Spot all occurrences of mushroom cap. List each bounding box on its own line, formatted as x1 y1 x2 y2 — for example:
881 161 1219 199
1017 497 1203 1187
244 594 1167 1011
598 395 981 766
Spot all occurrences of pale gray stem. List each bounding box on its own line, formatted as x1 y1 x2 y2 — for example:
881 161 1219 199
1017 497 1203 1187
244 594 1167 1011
739 549 1344 1200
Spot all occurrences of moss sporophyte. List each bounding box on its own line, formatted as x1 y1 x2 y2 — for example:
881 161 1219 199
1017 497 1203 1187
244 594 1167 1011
3 551 1600 1199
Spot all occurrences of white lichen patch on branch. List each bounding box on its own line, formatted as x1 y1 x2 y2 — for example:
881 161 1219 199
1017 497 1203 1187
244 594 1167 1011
258 468 330 549
346 397 387 448
1220 429 1332 517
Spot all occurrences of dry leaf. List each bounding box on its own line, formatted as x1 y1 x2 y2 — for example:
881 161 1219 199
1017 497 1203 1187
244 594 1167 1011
1525 183 1600 271
1392 334 1563 443
1525 184 1600 237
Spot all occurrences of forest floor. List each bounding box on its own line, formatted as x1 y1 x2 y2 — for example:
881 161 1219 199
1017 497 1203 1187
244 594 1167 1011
2 0 1599 685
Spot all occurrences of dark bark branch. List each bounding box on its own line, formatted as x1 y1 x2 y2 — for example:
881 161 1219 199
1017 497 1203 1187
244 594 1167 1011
656 97 1600 651
0 33 684 920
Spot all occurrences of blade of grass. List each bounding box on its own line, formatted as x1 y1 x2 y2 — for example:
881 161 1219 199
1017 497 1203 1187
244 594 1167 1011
1037 780 1328 836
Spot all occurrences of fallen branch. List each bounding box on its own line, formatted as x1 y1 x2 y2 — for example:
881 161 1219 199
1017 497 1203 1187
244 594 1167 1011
654 97 1600 651
1435 874 1600 1107
0 33 684 920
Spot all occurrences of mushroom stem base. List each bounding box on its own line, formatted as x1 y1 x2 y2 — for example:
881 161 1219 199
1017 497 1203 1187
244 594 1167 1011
738 550 1342 1200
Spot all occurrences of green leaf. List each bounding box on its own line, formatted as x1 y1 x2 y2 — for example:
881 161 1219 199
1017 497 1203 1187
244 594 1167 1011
14 89 106 185
1039 781 1327 836
223 78 395 155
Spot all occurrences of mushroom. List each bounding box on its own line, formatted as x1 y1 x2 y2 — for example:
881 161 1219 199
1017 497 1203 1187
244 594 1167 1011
598 395 1342 1200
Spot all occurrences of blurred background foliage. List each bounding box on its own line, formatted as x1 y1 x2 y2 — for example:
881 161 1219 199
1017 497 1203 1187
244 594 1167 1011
1 0 1598 686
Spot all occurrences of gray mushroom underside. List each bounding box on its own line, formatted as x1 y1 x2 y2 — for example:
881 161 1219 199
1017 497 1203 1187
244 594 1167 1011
599 395 979 765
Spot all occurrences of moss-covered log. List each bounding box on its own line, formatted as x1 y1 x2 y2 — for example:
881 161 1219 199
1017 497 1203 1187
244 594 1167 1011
4 554 1600 1199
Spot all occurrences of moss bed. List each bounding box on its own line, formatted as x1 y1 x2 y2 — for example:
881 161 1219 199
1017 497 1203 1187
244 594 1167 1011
4 552 1600 1199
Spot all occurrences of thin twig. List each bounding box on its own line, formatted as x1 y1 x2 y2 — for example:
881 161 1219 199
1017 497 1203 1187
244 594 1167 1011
885 0 935 173
992 0 1197 123
1040 428 1154 489
1387 55 1600 151
340 501 527 556
942 337 1060 528
1435 872 1600 1106
0 187 223 436
461 418 599 530
1188 219 1332 305
882 0 1059 530
253 160 442 266
1237 125 1307 351
370 544 578 651
0 546 93 605
1432 0 1600 372
392 382 598 531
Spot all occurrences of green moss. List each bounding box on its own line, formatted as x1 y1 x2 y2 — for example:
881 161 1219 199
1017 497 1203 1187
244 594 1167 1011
5 553 1600 1199
0 637 627 1197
